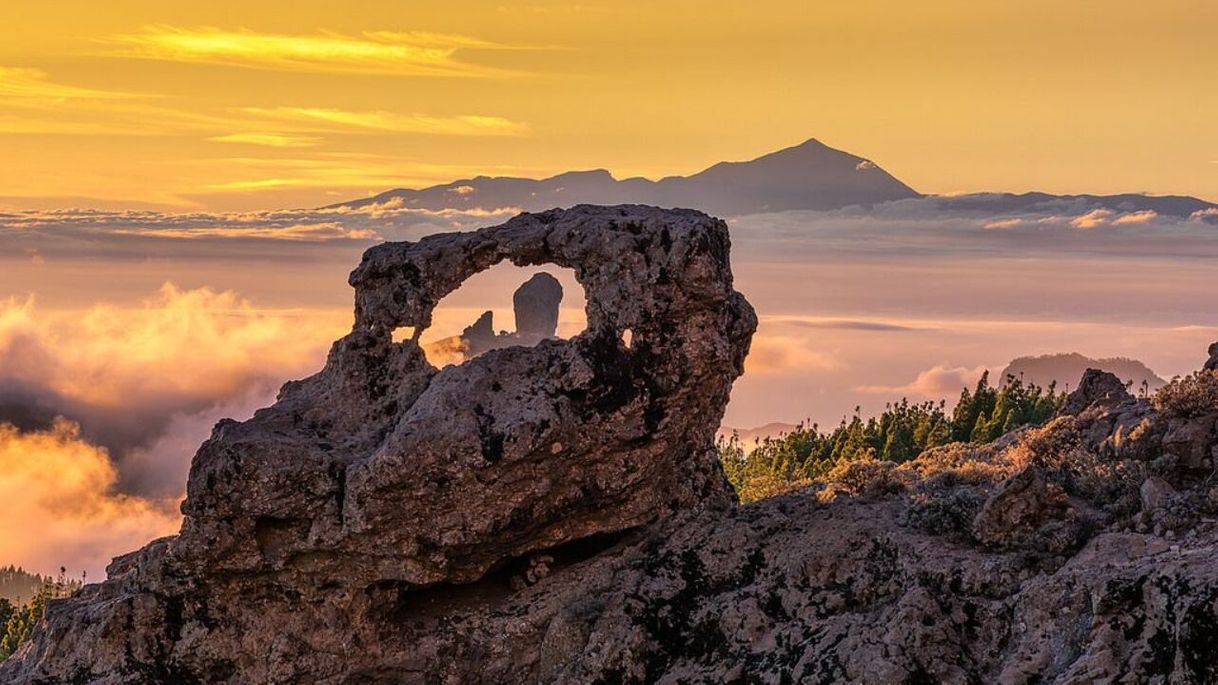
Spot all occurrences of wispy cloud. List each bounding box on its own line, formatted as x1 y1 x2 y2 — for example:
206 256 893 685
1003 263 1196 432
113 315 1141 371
857 364 988 398
0 204 517 251
743 335 842 375
207 132 321 148
109 221 379 241
1069 208 1114 229
0 67 137 100
106 26 521 77
238 107 529 136
982 218 1025 230
191 155 537 193
765 316 929 332
1111 209 1158 225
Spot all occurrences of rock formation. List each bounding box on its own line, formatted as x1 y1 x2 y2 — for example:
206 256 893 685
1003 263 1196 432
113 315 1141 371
1 204 757 683
1060 367 1133 415
447 271 566 359
1206 341 1218 371
513 272 562 341
7 207 1218 684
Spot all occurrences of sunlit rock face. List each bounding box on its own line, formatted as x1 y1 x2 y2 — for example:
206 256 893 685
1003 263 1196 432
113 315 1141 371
1 205 756 683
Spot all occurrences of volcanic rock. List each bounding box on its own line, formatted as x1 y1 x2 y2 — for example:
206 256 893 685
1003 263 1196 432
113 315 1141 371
513 272 563 341
459 309 496 355
451 272 565 359
1061 368 1132 416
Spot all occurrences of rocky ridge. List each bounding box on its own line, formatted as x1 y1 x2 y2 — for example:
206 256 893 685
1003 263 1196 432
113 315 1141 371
5 206 1218 684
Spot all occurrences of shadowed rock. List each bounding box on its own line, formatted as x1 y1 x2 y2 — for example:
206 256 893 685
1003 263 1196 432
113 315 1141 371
452 272 565 359
513 272 562 341
460 309 497 355
1061 368 1132 415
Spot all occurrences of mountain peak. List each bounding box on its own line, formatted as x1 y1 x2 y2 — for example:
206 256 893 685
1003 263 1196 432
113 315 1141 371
325 138 920 214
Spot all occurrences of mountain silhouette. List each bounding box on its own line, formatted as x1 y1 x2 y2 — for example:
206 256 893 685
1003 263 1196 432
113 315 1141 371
327 138 1217 218
929 192 1215 218
326 138 921 215
1000 353 1167 393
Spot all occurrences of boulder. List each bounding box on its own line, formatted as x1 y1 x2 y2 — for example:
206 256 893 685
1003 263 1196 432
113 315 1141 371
461 309 497 355
1061 368 1132 415
513 272 563 341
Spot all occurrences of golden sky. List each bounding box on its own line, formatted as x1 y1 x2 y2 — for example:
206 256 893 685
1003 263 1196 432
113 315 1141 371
1 0 1215 211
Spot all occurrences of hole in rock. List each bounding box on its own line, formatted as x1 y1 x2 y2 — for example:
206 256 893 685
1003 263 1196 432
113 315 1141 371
391 326 417 343
417 262 587 367
621 328 633 349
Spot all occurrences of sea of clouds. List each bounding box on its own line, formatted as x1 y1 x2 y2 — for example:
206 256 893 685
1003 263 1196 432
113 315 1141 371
1 198 1216 575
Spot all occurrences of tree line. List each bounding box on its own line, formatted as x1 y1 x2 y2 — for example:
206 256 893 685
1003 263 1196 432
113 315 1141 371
0 567 82 660
721 373 1063 501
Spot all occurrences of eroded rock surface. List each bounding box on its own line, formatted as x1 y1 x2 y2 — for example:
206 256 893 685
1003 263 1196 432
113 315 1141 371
1 205 755 683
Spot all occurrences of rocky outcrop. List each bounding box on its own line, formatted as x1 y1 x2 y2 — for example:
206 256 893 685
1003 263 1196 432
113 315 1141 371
1 205 756 683
513 272 562 340
1206 341 1218 371
1061 368 1132 415
452 272 566 359
6 206 1218 684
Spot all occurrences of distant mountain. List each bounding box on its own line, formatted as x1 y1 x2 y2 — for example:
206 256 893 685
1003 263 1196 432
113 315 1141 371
326 138 922 215
1000 353 1167 394
929 192 1216 218
0 566 50 605
716 422 798 447
328 138 1217 219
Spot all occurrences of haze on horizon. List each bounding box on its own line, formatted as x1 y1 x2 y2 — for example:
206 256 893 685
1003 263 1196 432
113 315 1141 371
1 0 1216 211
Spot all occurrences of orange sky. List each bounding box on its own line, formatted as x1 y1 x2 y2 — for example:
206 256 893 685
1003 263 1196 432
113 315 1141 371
1 0 1215 211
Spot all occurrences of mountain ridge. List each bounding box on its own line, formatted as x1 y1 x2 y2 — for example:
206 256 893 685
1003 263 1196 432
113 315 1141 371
326 138 922 215
326 138 1218 218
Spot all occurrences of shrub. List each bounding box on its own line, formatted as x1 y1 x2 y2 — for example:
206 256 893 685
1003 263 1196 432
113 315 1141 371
1154 370 1218 419
822 453 904 498
903 489 985 538
736 474 813 504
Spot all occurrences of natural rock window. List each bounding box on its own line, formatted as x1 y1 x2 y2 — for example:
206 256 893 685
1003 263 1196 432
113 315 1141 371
416 262 588 367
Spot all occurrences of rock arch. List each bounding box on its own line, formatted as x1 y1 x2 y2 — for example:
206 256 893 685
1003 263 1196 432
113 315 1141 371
250 204 753 584
1 205 756 683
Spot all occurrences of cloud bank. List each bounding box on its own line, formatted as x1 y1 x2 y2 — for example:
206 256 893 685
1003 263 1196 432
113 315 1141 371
0 285 352 575
857 364 989 398
3 200 1218 574
0 420 181 579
